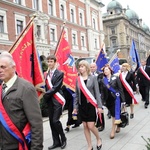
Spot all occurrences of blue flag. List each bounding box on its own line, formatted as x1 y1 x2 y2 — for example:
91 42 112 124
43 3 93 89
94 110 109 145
96 48 108 72
109 53 120 74
130 40 141 70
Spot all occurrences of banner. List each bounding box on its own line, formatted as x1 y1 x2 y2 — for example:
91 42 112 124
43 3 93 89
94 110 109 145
9 21 45 98
55 30 77 91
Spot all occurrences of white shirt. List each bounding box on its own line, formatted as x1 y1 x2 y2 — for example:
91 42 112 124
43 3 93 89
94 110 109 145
122 71 128 79
3 74 17 93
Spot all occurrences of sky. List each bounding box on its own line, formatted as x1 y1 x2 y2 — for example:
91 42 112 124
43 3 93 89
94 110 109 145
102 0 150 27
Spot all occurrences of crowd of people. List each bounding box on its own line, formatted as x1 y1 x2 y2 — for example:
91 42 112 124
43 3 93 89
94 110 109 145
0 53 150 150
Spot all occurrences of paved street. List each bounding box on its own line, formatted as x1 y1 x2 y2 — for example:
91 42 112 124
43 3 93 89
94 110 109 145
43 94 150 150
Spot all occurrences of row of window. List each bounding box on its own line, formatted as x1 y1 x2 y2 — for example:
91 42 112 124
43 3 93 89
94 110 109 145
0 12 99 49
13 0 99 30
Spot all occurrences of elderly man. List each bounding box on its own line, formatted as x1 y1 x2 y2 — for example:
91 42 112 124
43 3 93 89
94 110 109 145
0 55 43 150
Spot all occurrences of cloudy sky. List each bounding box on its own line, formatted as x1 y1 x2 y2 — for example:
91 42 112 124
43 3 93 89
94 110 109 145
102 0 150 27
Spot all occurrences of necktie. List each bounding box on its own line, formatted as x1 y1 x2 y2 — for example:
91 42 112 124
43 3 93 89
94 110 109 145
2 83 7 99
50 72 53 79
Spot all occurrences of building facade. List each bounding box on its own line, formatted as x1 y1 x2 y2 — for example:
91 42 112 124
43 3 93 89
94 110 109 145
103 0 150 60
0 0 105 59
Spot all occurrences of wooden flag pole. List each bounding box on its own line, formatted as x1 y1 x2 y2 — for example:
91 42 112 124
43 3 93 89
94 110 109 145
9 15 36 52
54 22 66 55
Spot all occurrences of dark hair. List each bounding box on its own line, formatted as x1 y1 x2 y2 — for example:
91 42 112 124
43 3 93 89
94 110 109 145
46 55 56 62
102 64 113 75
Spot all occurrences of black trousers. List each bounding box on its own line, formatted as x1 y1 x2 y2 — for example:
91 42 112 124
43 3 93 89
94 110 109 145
139 85 150 105
48 100 66 145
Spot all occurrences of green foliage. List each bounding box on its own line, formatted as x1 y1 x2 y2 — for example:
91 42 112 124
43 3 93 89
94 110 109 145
40 97 49 117
42 61 48 72
142 136 150 150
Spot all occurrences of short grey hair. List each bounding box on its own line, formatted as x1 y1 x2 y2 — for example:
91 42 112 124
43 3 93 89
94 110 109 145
0 55 16 67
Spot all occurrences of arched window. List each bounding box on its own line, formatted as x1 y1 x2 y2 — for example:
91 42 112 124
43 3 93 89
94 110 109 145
71 9 74 22
79 13 83 25
60 4 64 19
48 0 53 15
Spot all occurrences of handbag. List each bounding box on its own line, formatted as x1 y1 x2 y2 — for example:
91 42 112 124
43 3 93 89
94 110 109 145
118 104 129 128
118 111 129 128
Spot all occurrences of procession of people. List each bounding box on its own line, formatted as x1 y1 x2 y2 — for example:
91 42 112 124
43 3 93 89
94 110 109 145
0 51 150 150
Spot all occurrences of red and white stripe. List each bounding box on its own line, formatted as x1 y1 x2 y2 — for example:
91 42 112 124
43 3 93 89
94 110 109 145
47 75 65 106
120 73 138 104
139 66 150 81
78 76 102 123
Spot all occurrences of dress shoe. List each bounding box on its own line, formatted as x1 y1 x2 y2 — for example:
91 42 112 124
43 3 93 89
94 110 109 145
107 113 111 119
98 126 104 132
130 113 134 119
72 124 80 128
145 104 148 109
97 144 102 150
48 144 61 149
64 127 70 132
61 137 67 149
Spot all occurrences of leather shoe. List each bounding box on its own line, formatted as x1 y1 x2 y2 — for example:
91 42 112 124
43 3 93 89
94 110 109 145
64 127 70 132
98 126 104 132
48 144 61 149
145 104 148 109
61 138 67 149
72 124 80 128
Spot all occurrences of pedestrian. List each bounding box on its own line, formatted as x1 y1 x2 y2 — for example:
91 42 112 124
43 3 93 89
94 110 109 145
43 55 67 149
136 59 150 108
90 62 105 132
100 64 125 139
120 63 137 119
62 86 81 132
73 60 103 150
0 55 43 150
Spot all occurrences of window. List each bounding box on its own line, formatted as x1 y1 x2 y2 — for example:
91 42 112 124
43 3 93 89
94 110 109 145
81 36 85 47
34 0 39 10
111 27 115 34
79 13 83 25
72 33 76 45
37 25 41 38
48 0 53 15
71 9 74 23
15 0 21 4
93 18 96 29
16 20 23 35
112 39 117 47
0 16 4 33
94 39 97 48
60 5 65 19
50 28 55 41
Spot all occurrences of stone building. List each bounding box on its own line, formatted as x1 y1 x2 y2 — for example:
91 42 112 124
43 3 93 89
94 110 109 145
0 0 105 59
103 0 150 60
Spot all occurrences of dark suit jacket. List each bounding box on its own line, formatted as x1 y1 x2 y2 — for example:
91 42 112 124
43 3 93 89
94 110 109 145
122 71 136 91
0 77 43 150
137 66 150 86
74 75 102 110
45 69 64 102
100 75 125 103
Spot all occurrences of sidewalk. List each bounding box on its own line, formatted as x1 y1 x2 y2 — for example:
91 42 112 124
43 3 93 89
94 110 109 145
43 94 150 150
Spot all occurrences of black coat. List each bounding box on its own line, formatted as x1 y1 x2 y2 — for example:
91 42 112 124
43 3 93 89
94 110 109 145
137 66 150 86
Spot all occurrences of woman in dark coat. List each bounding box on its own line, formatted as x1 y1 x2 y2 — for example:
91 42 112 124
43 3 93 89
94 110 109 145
100 65 125 139
120 63 137 119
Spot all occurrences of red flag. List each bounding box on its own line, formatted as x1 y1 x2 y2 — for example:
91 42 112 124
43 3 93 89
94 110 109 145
55 30 77 91
9 21 45 98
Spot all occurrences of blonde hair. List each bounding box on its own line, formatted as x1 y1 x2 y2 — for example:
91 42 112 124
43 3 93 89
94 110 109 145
78 60 91 75
122 63 130 71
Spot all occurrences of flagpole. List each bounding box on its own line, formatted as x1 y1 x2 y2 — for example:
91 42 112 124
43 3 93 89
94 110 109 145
9 15 36 52
96 43 105 61
54 22 66 55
